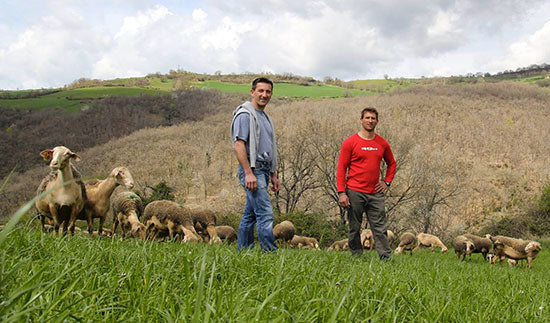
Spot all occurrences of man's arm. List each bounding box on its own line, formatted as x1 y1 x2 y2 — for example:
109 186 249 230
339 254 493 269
234 140 257 191
336 140 351 208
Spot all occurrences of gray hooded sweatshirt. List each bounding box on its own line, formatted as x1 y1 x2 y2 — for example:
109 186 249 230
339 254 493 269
230 101 278 173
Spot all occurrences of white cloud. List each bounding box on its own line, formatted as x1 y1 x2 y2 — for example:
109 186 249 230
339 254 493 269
1 1 550 89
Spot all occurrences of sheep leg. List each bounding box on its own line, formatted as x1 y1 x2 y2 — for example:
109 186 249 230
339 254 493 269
166 220 176 240
98 216 105 237
181 225 200 243
112 213 120 235
145 220 155 240
86 211 94 235
206 225 221 244
49 205 61 237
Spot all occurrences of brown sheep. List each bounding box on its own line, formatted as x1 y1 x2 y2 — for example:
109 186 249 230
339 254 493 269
361 229 373 249
415 232 448 253
35 146 84 235
142 200 200 242
453 235 474 261
362 229 395 249
76 167 135 235
463 233 493 260
289 235 320 250
189 209 221 244
487 234 542 270
214 225 237 243
110 186 146 239
328 238 349 251
273 220 296 245
395 232 416 255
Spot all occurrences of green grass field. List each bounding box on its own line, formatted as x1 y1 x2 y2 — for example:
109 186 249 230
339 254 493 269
195 81 369 98
1 226 548 322
0 87 167 112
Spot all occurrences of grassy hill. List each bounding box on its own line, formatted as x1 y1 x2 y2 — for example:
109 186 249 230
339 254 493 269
2 81 549 240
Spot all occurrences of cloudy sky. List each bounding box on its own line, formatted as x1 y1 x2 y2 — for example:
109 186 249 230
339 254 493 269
1 0 550 90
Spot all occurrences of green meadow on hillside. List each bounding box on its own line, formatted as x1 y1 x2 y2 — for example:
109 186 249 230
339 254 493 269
196 80 369 98
0 227 548 321
0 86 166 112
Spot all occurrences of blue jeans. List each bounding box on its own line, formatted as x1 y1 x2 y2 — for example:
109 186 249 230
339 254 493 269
237 164 277 251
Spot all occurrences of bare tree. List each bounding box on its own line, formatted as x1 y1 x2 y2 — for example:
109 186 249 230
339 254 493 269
275 126 321 213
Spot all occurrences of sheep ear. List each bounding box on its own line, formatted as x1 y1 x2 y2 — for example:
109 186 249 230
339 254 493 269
70 152 81 162
40 149 53 161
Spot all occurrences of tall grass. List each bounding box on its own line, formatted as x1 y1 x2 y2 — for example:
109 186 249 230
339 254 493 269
1 228 548 321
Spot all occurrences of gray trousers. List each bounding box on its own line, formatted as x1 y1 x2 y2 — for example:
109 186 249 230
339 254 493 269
347 189 392 258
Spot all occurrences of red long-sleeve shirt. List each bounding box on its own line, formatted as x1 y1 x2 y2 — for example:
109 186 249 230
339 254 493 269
337 133 397 194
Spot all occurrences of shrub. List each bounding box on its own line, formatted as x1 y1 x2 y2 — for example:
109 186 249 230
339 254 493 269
137 180 176 207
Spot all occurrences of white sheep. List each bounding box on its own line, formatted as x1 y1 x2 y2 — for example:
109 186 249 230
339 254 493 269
415 232 448 253
362 229 395 249
487 234 542 270
76 167 135 235
35 146 84 235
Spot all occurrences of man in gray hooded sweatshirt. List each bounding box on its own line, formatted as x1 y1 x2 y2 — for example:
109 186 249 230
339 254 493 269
230 77 279 251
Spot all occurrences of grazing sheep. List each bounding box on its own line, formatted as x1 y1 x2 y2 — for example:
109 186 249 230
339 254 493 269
361 229 374 249
463 233 493 260
189 209 221 244
35 146 84 235
362 229 395 249
142 200 200 242
76 167 135 235
415 232 448 253
395 232 417 255
487 234 542 270
289 235 320 250
273 221 296 245
214 225 237 243
328 239 349 250
110 186 146 239
453 235 474 261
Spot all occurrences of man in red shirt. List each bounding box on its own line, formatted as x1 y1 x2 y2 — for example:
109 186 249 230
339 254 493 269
337 107 396 259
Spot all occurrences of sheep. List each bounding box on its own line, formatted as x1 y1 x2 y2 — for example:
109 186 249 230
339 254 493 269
415 232 448 253
76 167 135 235
463 233 493 260
35 146 84 235
395 232 416 255
142 200 200 242
273 220 296 245
453 235 475 261
110 186 146 239
486 234 542 270
289 235 320 250
362 229 396 249
328 238 349 251
189 209 221 244
361 229 373 249
214 225 237 243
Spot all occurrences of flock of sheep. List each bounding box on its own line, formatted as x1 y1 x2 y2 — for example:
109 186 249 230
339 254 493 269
29 146 543 270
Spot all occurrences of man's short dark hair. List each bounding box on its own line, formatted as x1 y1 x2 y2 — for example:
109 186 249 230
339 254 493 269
252 77 273 90
361 107 379 120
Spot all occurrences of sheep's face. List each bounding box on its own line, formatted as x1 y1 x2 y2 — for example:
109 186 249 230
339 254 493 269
112 167 135 189
525 241 542 256
41 146 80 170
465 241 474 255
441 246 448 253
395 247 403 254
131 223 146 239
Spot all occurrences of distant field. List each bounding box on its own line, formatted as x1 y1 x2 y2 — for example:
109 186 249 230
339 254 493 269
195 81 369 98
0 86 166 112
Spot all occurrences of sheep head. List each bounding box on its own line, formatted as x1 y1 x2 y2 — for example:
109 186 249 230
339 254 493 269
41 146 80 170
111 167 135 189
